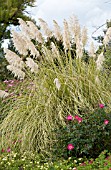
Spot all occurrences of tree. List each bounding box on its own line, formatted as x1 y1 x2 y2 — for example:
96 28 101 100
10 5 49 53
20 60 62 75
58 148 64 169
0 0 36 43
0 0 36 81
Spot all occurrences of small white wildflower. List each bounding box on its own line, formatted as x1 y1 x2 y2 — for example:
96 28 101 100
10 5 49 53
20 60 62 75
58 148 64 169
0 90 9 98
2 157 7 161
78 158 82 161
74 160 77 163
54 78 61 90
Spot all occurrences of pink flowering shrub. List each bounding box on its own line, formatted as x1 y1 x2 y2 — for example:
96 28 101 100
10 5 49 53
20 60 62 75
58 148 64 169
53 104 111 159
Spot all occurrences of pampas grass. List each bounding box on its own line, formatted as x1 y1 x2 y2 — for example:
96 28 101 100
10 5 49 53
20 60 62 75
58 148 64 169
1 15 111 155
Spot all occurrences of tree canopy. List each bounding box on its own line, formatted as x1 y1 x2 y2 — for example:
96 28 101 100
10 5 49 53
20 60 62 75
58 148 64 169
0 0 36 43
0 0 36 81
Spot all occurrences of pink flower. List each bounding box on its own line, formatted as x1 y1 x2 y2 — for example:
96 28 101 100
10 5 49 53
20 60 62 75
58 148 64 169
1 149 5 153
66 115 73 120
78 117 82 123
74 115 80 119
89 160 93 164
3 80 9 83
67 144 74 150
104 120 109 125
8 84 13 87
74 115 82 123
80 162 86 166
7 147 11 152
99 103 104 108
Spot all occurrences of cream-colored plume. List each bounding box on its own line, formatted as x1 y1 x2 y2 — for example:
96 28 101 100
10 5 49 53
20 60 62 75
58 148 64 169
4 48 24 69
51 42 60 58
96 52 105 70
89 42 96 58
0 90 9 98
69 15 81 43
18 18 30 37
81 27 88 47
54 78 61 90
38 18 52 38
25 58 38 73
63 19 71 51
7 65 25 79
53 20 62 41
103 27 111 47
11 30 28 56
26 21 44 43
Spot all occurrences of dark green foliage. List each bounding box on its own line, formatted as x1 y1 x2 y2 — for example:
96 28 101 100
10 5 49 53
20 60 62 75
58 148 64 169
0 0 36 81
52 105 111 159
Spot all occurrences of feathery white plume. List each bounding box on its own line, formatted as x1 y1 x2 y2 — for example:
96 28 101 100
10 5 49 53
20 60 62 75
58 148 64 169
11 30 28 56
54 78 61 90
63 19 71 51
0 90 9 98
7 65 25 79
51 42 60 57
103 27 111 47
96 52 105 70
26 21 44 43
81 26 88 47
25 58 38 73
53 20 62 41
4 48 24 69
89 42 96 58
38 18 52 38
69 15 81 43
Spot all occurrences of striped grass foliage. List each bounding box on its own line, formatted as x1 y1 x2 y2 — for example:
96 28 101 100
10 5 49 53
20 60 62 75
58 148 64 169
1 49 111 155
1 16 111 155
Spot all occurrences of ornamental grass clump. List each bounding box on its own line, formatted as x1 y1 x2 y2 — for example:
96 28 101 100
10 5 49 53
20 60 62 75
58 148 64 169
1 15 111 155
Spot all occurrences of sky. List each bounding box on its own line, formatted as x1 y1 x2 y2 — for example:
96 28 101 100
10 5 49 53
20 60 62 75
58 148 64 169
26 0 111 46
2 0 111 48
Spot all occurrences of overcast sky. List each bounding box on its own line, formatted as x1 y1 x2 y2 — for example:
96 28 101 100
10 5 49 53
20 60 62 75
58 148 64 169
27 0 111 45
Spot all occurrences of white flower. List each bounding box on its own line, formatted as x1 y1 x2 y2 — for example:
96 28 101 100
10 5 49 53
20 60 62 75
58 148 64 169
54 78 61 90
